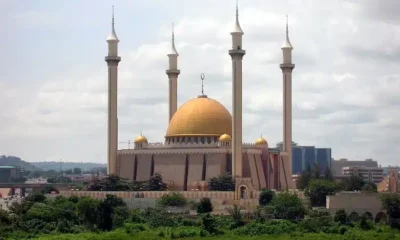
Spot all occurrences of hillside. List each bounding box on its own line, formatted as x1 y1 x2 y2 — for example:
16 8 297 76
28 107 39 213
0 155 37 171
31 161 107 171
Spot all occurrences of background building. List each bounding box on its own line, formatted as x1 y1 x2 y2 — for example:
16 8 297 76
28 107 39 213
0 166 21 183
342 166 384 184
331 158 378 177
277 142 332 175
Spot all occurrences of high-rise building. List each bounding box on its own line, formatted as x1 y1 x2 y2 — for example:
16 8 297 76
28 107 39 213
342 166 384 184
277 142 332 175
331 158 378 177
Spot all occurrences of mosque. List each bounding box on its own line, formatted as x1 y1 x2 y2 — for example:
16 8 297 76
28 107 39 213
104 5 295 193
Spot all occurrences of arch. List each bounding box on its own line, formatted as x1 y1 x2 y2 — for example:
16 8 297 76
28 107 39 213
375 212 387 223
239 185 248 199
348 212 359 222
362 212 373 220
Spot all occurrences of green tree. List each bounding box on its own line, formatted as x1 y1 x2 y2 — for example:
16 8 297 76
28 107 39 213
197 197 213 214
296 163 312 190
269 192 305 220
342 173 365 191
76 197 100 230
227 204 244 228
312 163 321 179
361 182 377 192
208 173 235 191
158 192 187 206
259 189 275 206
144 173 167 191
73 167 82 175
305 179 336 207
380 193 400 228
323 166 334 181
96 200 113 231
333 208 347 225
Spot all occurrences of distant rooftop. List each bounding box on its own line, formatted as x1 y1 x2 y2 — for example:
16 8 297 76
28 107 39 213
0 166 17 169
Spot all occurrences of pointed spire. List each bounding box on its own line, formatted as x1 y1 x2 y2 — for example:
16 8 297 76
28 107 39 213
232 0 243 34
107 6 119 42
169 23 179 55
281 15 293 49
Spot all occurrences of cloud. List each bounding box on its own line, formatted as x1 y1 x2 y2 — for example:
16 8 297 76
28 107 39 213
0 0 399 166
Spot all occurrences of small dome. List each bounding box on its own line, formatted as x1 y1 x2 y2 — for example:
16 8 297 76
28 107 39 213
255 137 268 145
134 135 148 143
219 133 232 142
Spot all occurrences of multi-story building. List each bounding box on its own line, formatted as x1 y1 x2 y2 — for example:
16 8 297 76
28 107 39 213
0 166 21 183
342 166 384 184
277 142 332 175
331 158 378 177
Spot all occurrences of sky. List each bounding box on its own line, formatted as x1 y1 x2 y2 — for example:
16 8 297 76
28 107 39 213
0 0 399 166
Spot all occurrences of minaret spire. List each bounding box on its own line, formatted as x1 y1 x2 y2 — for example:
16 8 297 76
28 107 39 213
107 6 119 42
282 15 292 49
280 14 295 189
105 5 121 175
166 22 181 122
229 1 246 182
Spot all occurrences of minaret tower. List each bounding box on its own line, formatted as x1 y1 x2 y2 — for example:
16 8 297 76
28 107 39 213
229 2 245 177
105 6 121 175
280 15 295 186
166 23 180 122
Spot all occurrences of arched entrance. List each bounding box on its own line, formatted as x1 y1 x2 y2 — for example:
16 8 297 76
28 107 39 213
363 212 373 220
348 212 359 222
239 186 247 199
375 212 387 223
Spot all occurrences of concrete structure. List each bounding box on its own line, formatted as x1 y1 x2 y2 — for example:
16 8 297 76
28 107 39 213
342 166 384 184
166 23 180 122
0 183 71 197
326 192 388 223
105 7 121 175
280 16 295 188
331 158 378 177
106 6 294 193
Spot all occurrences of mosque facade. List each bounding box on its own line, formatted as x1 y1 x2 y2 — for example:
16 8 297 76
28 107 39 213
105 5 295 192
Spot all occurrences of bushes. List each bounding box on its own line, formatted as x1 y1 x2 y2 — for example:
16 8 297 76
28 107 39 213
158 192 187 207
259 189 275 206
234 220 297 236
196 198 213 214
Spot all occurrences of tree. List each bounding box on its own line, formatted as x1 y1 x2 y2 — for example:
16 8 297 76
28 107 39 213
296 165 312 190
333 208 347 225
312 163 321 179
361 182 377 192
259 189 275 206
144 173 167 191
208 173 235 191
64 169 73 175
269 192 305 220
76 197 99 230
323 166 334 181
342 173 365 191
227 204 244 228
197 197 213 214
305 179 336 207
73 167 82 175
158 192 187 206
96 200 114 231
380 193 400 228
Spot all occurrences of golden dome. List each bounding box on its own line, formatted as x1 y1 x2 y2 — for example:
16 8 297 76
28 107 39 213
166 96 232 137
219 133 232 142
134 135 148 143
255 137 268 145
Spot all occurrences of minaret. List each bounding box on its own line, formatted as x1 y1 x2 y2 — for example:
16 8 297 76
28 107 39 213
280 15 295 187
105 6 121 175
166 23 180 122
229 2 245 177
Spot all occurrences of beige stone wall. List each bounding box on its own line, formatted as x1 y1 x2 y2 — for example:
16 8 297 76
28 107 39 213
205 153 226 180
136 155 152 181
255 155 267 189
247 154 259 190
154 154 186 190
187 154 204 188
119 154 135 180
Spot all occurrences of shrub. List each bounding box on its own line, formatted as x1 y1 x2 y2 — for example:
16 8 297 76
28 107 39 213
234 220 297 236
124 223 148 234
201 213 220 235
259 189 275 206
269 192 305 220
158 192 187 207
143 207 177 228
196 198 213 214
334 209 347 225
208 173 235 191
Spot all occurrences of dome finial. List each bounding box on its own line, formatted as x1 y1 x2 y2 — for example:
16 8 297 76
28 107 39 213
281 14 292 49
201 73 205 96
107 5 119 41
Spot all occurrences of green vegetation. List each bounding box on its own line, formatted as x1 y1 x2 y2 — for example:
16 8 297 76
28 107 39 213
208 173 235 191
0 189 399 239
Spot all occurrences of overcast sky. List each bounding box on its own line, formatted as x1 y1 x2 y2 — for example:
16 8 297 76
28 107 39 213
0 0 399 166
